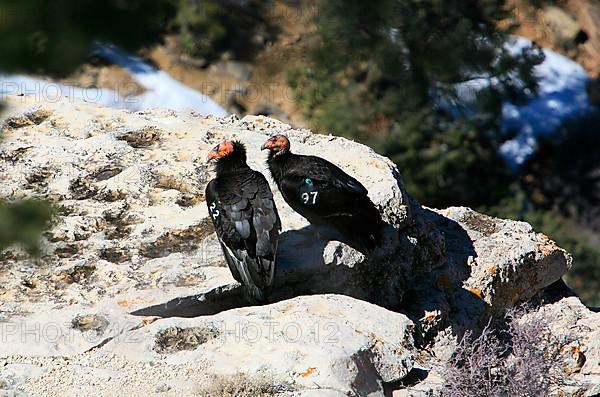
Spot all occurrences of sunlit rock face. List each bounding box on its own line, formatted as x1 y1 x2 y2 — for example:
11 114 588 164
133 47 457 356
0 95 593 397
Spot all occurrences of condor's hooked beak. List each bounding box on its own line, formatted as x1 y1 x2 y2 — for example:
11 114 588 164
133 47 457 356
207 144 221 162
261 136 282 151
260 139 274 151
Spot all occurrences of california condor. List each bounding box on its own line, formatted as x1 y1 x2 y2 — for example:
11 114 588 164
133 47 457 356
261 135 383 254
206 140 281 302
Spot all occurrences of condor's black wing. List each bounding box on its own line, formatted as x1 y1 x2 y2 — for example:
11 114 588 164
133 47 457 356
300 155 369 196
205 174 280 301
277 154 382 254
247 171 281 288
205 179 243 284
278 154 371 215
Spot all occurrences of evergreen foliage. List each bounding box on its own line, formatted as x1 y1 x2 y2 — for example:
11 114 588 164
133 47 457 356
0 0 176 76
288 0 543 208
0 199 54 256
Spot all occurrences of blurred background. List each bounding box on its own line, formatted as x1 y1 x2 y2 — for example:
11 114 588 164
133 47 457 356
0 0 599 306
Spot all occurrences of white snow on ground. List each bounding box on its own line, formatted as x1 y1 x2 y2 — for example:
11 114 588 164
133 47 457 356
0 43 228 117
92 43 228 117
440 36 593 171
1 38 592 170
499 37 592 170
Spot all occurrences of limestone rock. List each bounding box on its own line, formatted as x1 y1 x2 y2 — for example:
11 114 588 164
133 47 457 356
541 6 583 47
523 295 600 394
104 295 415 396
401 207 572 343
438 207 572 316
0 95 593 396
0 95 444 317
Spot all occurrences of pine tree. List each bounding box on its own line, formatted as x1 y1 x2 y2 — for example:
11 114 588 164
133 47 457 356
289 0 544 208
0 0 176 76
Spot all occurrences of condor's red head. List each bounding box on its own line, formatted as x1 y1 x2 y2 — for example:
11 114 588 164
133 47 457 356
261 135 290 157
207 140 236 161
207 140 248 164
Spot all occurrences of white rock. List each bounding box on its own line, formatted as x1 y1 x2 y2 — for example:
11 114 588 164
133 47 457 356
0 96 589 396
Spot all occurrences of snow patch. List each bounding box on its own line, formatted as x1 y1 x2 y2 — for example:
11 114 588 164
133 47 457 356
439 36 593 171
1 44 228 117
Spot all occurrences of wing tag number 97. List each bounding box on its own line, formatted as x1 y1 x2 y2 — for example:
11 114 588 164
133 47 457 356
301 191 318 204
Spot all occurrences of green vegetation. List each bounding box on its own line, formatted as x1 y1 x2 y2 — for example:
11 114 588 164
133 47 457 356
288 0 542 209
175 0 227 59
287 0 599 305
173 0 276 62
0 0 176 76
0 199 54 256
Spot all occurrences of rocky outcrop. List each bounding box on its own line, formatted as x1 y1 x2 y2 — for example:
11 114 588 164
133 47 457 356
395 289 600 397
507 0 600 76
566 0 600 75
0 95 596 396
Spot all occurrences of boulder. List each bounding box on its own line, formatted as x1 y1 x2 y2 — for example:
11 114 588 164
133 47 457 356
393 289 600 397
0 94 444 318
2 295 415 397
567 0 600 74
522 295 600 394
0 95 593 396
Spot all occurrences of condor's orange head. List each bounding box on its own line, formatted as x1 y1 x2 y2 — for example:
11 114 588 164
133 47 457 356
261 135 290 157
207 140 235 161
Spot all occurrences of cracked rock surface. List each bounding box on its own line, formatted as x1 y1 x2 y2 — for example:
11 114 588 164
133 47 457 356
0 96 595 396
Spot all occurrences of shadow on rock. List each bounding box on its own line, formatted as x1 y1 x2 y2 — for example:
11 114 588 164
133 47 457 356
131 217 439 318
401 208 482 344
133 225 330 317
131 283 249 317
